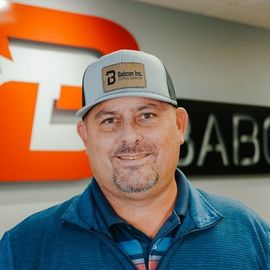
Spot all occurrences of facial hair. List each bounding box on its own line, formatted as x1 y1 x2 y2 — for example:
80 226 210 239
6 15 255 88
111 142 159 193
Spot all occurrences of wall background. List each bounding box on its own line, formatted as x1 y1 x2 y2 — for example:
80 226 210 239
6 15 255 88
1 0 270 237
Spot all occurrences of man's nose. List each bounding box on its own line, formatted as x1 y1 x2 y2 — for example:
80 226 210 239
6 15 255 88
119 120 143 144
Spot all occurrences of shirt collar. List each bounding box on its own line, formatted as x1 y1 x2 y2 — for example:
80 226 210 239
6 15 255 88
174 168 190 221
90 179 124 229
61 170 222 234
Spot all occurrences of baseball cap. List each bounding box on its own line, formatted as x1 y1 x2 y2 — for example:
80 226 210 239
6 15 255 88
76 49 178 118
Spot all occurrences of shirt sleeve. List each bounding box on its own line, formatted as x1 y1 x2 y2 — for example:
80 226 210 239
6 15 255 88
0 232 14 270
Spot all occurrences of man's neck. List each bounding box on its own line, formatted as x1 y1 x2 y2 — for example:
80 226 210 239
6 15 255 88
101 180 178 238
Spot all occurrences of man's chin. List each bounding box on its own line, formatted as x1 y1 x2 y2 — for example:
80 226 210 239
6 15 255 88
113 170 159 193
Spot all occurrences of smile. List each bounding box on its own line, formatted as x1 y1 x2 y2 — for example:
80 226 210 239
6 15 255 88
117 154 149 160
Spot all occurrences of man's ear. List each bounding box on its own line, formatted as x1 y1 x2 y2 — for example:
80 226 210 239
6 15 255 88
176 107 188 145
77 121 88 146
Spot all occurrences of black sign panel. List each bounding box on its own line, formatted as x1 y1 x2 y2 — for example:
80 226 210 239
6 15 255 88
178 99 270 175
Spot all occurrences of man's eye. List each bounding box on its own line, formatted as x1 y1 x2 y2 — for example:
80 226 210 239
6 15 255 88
141 113 155 119
101 118 117 124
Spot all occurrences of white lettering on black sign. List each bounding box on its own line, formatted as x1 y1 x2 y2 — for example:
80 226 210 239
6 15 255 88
178 99 270 175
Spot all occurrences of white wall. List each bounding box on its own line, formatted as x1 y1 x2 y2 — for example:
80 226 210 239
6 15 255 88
1 0 270 237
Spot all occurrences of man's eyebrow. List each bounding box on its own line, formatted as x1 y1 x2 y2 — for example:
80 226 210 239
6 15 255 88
94 110 118 120
137 102 162 111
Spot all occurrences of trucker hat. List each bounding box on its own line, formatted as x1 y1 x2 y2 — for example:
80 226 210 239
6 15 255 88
76 49 178 118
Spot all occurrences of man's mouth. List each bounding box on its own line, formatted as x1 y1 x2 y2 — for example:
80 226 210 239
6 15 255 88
117 154 149 160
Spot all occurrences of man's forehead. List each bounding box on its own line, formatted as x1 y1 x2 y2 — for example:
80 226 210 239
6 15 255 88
88 97 171 118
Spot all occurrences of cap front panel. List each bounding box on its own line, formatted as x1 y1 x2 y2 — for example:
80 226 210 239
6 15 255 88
77 50 177 118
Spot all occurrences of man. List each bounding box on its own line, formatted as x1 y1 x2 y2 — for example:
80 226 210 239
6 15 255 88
0 50 269 270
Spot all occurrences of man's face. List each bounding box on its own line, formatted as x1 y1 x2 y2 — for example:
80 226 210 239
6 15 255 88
77 97 188 199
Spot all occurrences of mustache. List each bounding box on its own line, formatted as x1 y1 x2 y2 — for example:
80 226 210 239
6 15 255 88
113 142 158 156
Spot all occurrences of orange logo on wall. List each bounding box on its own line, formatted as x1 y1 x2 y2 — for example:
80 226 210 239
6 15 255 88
0 3 139 182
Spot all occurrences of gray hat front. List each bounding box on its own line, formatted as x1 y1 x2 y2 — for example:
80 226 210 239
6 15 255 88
76 49 177 118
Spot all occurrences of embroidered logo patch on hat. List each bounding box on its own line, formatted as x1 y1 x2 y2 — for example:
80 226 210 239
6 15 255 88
102 62 146 92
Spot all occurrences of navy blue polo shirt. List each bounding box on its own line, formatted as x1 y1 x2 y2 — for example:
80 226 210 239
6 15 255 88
89 169 190 270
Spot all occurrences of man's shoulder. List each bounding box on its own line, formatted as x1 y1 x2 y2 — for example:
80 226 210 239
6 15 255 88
8 195 79 239
198 188 270 230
